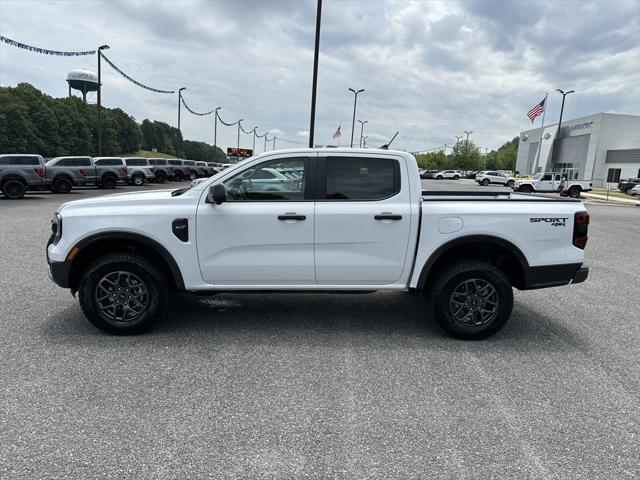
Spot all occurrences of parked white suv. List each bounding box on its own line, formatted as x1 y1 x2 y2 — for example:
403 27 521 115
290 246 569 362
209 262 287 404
476 171 516 187
47 148 589 340
435 170 462 180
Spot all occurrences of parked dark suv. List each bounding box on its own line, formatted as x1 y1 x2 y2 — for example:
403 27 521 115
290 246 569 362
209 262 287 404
618 178 640 194
0 154 48 199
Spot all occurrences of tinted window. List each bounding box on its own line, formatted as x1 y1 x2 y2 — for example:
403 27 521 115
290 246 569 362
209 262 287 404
224 158 306 201
76 157 92 166
0 156 40 165
125 159 147 166
541 174 553 181
183 161 195 166
325 157 399 200
95 158 122 166
149 159 167 166
168 160 181 165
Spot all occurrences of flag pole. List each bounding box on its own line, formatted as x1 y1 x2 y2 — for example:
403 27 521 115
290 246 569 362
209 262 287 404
532 93 548 174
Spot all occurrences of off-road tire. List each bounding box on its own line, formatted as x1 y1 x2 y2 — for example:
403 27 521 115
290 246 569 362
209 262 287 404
79 252 169 335
131 174 145 186
1 179 27 199
567 186 581 198
174 171 183 182
53 177 73 194
155 172 166 184
102 175 117 189
428 260 513 340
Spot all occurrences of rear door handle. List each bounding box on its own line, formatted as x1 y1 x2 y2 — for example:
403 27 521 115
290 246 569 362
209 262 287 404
375 214 402 221
278 214 306 221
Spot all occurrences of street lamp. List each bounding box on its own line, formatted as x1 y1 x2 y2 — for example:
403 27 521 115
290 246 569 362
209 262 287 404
551 88 575 166
463 131 473 171
237 119 244 150
177 87 186 131
357 120 368 148
308 0 323 148
252 126 258 153
264 133 270 152
97 44 109 156
348 87 365 147
213 107 221 162
362 135 368 149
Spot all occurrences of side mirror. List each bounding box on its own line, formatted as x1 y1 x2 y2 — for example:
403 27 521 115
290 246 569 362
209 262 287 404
207 184 226 205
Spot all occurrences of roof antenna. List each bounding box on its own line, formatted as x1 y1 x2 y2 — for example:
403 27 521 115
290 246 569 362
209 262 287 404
380 131 399 150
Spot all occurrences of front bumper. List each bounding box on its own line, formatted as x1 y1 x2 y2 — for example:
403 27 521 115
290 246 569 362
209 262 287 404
46 235 71 288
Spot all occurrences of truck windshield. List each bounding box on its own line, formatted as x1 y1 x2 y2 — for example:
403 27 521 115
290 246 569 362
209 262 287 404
533 173 543 180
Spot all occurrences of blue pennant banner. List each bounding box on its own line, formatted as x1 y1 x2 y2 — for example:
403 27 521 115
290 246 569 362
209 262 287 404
0 35 96 56
101 53 175 94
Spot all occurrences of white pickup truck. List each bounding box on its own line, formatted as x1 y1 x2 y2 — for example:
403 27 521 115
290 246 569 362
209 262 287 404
47 149 590 339
515 172 593 198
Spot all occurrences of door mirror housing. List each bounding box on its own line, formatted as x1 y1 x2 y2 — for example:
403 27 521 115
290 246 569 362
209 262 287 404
207 184 226 205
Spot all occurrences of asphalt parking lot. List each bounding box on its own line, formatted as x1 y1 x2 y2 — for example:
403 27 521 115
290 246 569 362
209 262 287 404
1 181 639 479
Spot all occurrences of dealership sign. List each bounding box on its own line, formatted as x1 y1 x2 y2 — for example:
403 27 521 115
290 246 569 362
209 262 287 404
226 147 253 163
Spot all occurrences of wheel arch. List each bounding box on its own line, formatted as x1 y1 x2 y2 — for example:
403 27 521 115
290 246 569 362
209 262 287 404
68 231 185 292
416 235 530 291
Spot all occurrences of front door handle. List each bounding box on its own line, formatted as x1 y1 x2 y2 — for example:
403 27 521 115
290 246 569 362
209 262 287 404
375 214 402 221
278 214 306 221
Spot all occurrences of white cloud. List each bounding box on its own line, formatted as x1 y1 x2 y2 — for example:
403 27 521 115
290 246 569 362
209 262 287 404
0 0 638 152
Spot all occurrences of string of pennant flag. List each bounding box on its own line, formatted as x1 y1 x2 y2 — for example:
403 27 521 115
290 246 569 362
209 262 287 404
0 35 96 56
180 95 216 116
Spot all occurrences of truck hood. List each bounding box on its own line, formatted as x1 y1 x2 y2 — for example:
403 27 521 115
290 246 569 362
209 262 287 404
58 188 187 213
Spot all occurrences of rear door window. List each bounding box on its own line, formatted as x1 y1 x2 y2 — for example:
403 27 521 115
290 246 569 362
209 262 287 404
323 157 400 200
0 156 40 165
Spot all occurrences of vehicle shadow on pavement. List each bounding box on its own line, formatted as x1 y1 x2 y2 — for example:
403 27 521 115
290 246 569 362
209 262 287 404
40 291 585 354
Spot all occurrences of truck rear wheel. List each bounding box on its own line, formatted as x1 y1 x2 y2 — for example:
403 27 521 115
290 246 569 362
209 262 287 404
428 260 513 340
567 186 581 198
155 172 166 184
102 175 117 189
1 179 27 199
52 177 73 194
78 252 169 335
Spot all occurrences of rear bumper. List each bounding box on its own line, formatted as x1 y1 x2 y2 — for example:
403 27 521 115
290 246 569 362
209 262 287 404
523 263 589 290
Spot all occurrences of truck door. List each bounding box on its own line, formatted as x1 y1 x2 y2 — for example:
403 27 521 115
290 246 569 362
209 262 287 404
537 173 554 191
196 154 315 286
314 154 412 285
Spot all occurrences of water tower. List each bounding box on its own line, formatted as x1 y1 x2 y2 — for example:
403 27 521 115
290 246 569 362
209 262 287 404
66 69 98 102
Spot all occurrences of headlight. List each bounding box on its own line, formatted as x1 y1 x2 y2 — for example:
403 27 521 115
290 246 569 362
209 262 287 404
51 213 62 245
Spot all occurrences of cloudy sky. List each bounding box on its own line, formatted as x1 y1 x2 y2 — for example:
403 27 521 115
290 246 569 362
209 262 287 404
1 0 639 153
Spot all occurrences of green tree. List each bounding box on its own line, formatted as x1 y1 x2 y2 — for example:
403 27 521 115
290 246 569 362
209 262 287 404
415 150 449 170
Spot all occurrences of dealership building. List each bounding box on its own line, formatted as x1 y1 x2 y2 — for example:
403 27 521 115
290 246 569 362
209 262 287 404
516 113 640 187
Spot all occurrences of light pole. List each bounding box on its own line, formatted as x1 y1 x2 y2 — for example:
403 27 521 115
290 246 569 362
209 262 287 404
357 120 368 148
308 0 322 148
177 87 186 131
252 127 258 154
362 135 368 148
96 44 109 156
463 131 472 170
213 107 221 162
237 119 243 150
348 88 365 147
264 133 270 152
551 88 575 166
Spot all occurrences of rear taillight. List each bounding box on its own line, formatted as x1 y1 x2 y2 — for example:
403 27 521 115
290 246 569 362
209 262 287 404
79 168 88 176
122 166 128 174
573 211 589 249
34 167 45 177
149 166 155 172
168 166 175 171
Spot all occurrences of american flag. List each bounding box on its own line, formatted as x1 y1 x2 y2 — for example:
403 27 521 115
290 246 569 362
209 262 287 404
332 125 341 139
527 97 546 123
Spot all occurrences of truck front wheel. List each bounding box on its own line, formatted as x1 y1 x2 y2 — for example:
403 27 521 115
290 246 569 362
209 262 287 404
78 252 169 335
428 260 513 340
567 186 581 198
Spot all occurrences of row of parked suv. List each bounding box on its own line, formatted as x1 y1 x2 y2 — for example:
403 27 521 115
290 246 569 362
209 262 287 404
0 155 227 199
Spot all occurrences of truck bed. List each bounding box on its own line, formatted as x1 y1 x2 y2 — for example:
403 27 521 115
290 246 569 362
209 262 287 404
421 191 582 202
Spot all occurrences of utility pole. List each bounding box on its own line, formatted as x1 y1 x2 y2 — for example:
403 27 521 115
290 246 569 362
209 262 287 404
273 137 276 150
213 107 221 162
96 44 109 156
308 0 322 148
264 133 269 152
357 120 368 148
348 88 365 147
551 88 575 167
